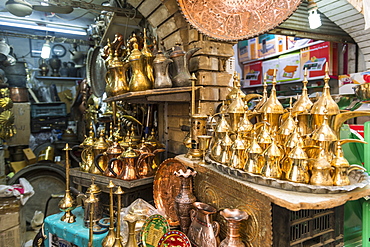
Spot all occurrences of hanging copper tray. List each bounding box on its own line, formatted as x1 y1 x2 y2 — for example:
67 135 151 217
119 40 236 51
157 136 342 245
177 0 302 41
153 158 187 226
89 46 107 97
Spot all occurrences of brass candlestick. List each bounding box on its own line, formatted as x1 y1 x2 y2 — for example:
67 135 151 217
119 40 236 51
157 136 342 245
113 186 124 247
197 135 212 165
102 181 116 247
87 192 98 247
58 143 76 223
186 74 207 160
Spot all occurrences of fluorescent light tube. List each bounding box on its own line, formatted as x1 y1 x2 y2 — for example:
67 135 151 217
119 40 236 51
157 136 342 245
0 21 87 36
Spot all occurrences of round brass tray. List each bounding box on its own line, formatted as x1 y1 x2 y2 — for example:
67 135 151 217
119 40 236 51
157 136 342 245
206 156 370 194
177 0 302 41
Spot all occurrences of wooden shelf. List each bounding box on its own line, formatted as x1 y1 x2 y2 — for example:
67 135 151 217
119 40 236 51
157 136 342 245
105 86 202 103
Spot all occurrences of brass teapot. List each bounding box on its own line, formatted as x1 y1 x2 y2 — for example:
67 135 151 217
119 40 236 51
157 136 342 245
309 143 334 186
91 130 110 174
331 139 367 186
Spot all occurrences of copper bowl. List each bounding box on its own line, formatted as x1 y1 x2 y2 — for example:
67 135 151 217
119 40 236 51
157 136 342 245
9 87 29 102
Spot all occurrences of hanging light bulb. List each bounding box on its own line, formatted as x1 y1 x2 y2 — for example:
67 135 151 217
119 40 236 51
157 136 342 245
41 39 51 59
307 0 322 29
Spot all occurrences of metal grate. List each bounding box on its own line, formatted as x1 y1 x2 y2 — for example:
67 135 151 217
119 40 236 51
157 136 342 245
273 204 344 247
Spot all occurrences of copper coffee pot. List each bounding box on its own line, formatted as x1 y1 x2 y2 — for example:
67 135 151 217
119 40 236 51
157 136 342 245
108 141 152 180
94 139 124 177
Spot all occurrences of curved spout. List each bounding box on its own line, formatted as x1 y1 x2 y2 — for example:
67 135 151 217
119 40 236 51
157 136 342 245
333 111 370 137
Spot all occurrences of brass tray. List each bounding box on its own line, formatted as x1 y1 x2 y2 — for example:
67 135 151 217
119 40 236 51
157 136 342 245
177 0 302 41
89 46 107 97
153 158 187 226
206 156 370 194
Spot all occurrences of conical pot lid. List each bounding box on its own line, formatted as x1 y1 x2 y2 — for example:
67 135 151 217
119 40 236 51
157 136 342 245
292 69 313 114
259 70 284 114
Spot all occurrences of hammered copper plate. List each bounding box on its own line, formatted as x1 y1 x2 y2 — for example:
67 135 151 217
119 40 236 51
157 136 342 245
177 0 303 41
153 158 187 226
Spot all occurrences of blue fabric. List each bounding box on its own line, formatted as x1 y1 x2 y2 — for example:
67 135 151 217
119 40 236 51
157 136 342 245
44 207 108 247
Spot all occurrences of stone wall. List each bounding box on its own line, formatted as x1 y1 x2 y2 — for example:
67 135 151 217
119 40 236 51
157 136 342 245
126 0 234 155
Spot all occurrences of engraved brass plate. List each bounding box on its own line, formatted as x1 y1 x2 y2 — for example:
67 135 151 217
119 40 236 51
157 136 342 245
177 0 302 41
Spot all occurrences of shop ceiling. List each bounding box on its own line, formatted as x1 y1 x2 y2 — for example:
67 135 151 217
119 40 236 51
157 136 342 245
0 0 357 44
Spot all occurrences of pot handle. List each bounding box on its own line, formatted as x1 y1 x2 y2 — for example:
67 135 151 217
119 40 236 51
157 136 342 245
212 221 220 237
70 145 82 163
107 158 120 177
94 153 106 174
190 208 196 222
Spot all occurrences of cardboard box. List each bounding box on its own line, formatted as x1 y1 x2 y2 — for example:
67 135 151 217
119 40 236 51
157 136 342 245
258 34 286 57
10 160 27 173
287 37 313 50
7 103 30 146
278 52 302 82
22 148 36 164
249 37 258 60
0 225 21 247
238 40 250 62
243 61 263 85
262 58 279 83
300 41 338 79
0 197 24 247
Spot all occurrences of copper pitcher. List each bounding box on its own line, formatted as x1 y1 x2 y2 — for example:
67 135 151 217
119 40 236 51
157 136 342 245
187 202 220 247
93 141 124 177
219 208 249 247
107 145 151 180
135 147 156 178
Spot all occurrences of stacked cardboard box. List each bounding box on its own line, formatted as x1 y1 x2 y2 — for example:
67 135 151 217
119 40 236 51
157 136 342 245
0 197 25 247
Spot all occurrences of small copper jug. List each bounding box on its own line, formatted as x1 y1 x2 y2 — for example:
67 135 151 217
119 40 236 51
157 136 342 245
187 202 220 247
107 142 151 180
135 146 156 178
94 141 124 177
219 208 249 247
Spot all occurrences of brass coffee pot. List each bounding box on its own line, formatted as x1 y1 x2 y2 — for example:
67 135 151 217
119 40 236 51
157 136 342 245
229 134 246 169
128 34 152 92
169 43 201 87
105 49 130 97
94 139 124 177
258 69 284 131
285 145 309 184
243 129 263 174
141 28 155 84
219 132 233 165
254 78 268 112
310 63 340 129
91 130 110 174
261 137 282 179
331 139 367 186
309 142 334 186
227 82 246 133
291 69 313 137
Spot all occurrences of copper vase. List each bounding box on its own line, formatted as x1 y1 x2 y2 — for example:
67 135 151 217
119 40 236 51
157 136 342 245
174 168 197 234
219 208 249 247
187 202 220 247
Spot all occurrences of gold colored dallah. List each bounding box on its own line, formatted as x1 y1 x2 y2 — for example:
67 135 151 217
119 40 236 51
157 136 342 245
258 69 284 131
128 34 152 92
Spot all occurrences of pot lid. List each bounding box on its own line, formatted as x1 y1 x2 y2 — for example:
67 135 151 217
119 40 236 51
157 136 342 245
292 69 313 114
310 64 340 116
177 0 302 41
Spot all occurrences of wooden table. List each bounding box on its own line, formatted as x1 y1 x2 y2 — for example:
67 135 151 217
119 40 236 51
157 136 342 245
176 155 370 246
